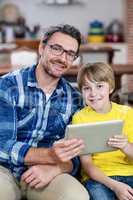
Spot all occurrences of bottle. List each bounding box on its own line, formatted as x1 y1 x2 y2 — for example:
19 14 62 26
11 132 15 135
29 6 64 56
5 25 14 42
0 27 2 43
1 26 6 43
88 20 105 43
106 19 124 43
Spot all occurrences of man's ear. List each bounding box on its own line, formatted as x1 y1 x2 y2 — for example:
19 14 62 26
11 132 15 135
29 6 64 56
38 40 45 56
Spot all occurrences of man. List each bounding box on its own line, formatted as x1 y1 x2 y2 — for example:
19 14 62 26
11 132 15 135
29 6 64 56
0 24 89 200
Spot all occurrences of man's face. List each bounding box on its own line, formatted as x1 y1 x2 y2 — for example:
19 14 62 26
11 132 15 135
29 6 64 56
39 32 79 78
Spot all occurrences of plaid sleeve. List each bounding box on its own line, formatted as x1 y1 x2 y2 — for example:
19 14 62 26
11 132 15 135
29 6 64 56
0 94 30 166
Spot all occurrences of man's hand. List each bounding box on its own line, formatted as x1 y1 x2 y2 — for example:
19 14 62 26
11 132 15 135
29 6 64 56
51 138 85 162
112 180 133 200
21 164 61 189
24 138 84 167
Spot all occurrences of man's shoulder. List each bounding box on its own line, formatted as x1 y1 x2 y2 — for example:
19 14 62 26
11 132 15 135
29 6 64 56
0 71 17 89
61 77 81 96
0 66 30 89
60 78 83 112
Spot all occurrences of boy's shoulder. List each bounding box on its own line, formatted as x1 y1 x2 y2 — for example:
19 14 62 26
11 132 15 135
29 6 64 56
72 106 89 123
112 102 133 113
112 102 133 120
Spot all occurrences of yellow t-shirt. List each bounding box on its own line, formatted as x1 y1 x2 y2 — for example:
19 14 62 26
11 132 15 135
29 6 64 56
72 102 133 181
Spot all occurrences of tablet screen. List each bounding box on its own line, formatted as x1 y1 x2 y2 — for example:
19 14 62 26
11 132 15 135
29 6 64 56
65 120 124 155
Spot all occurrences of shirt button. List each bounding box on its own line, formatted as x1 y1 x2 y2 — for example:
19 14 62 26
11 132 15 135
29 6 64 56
55 135 60 139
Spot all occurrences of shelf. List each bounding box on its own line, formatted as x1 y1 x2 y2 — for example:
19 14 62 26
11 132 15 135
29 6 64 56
1 64 133 76
41 0 84 6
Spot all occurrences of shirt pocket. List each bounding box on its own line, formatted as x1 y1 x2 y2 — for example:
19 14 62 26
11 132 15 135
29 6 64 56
48 108 71 138
17 108 36 128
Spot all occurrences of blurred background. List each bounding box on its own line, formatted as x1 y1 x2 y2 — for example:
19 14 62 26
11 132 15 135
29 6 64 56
0 0 133 105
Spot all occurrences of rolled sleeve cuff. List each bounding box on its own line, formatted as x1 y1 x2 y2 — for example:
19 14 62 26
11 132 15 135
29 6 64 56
70 156 80 176
10 142 30 166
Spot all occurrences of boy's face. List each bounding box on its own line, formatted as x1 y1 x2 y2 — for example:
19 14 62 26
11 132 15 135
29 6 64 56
81 77 111 113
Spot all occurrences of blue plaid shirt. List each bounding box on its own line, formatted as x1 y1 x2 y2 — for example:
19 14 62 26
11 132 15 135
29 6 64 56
0 65 83 180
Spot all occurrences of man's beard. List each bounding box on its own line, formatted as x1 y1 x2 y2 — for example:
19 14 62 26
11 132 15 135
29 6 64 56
44 66 60 78
43 58 68 78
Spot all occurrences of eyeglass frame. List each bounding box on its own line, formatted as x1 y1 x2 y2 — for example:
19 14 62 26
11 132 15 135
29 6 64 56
43 42 79 61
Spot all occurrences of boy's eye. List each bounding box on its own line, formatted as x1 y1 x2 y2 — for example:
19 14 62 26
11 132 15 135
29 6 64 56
97 84 103 88
83 86 90 90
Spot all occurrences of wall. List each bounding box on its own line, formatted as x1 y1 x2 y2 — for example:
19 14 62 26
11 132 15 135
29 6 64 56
1 0 125 35
126 0 133 63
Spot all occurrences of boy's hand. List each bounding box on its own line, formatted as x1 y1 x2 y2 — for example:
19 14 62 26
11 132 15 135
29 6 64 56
112 180 133 200
107 135 128 150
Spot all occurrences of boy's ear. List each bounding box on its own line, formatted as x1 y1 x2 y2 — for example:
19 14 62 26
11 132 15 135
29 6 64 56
109 88 113 94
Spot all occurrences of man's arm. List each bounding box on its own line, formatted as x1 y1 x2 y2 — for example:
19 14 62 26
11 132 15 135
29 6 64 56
24 138 84 165
0 94 84 168
22 138 84 189
0 95 31 166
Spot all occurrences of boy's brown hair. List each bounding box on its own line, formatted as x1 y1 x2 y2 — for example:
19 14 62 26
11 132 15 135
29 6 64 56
77 62 115 93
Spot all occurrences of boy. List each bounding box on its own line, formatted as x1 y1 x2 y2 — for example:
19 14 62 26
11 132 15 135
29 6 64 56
72 62 133 200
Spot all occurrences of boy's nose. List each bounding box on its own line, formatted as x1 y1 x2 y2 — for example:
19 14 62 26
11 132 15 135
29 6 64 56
90 88 97 96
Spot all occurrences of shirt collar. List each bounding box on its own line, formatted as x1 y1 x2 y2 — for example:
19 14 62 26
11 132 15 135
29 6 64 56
27 65 38 88
27 65 66 96
54 78 66 97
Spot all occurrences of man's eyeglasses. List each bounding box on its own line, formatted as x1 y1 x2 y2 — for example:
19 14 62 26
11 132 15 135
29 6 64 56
46 43 78 61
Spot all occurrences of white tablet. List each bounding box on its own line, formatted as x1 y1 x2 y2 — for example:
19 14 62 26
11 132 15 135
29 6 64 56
65 120 124 155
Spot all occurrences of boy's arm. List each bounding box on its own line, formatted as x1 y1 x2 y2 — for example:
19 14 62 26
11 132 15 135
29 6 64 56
80 155 133 199
80 155 116 189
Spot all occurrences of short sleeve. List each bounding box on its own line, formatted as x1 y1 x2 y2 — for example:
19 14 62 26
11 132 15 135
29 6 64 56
123 107 133 143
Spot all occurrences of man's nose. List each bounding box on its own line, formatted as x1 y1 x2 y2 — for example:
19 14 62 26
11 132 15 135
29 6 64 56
60 51 67 62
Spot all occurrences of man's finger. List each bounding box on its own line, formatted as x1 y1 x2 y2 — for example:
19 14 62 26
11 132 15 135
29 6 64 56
57 144 85 161
21 169 32 181
29 178 40 188
24 174 36 184
54 138 84 148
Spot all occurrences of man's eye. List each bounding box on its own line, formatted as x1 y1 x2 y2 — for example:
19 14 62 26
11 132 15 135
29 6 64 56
52 45 62 51
67 52 75 57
